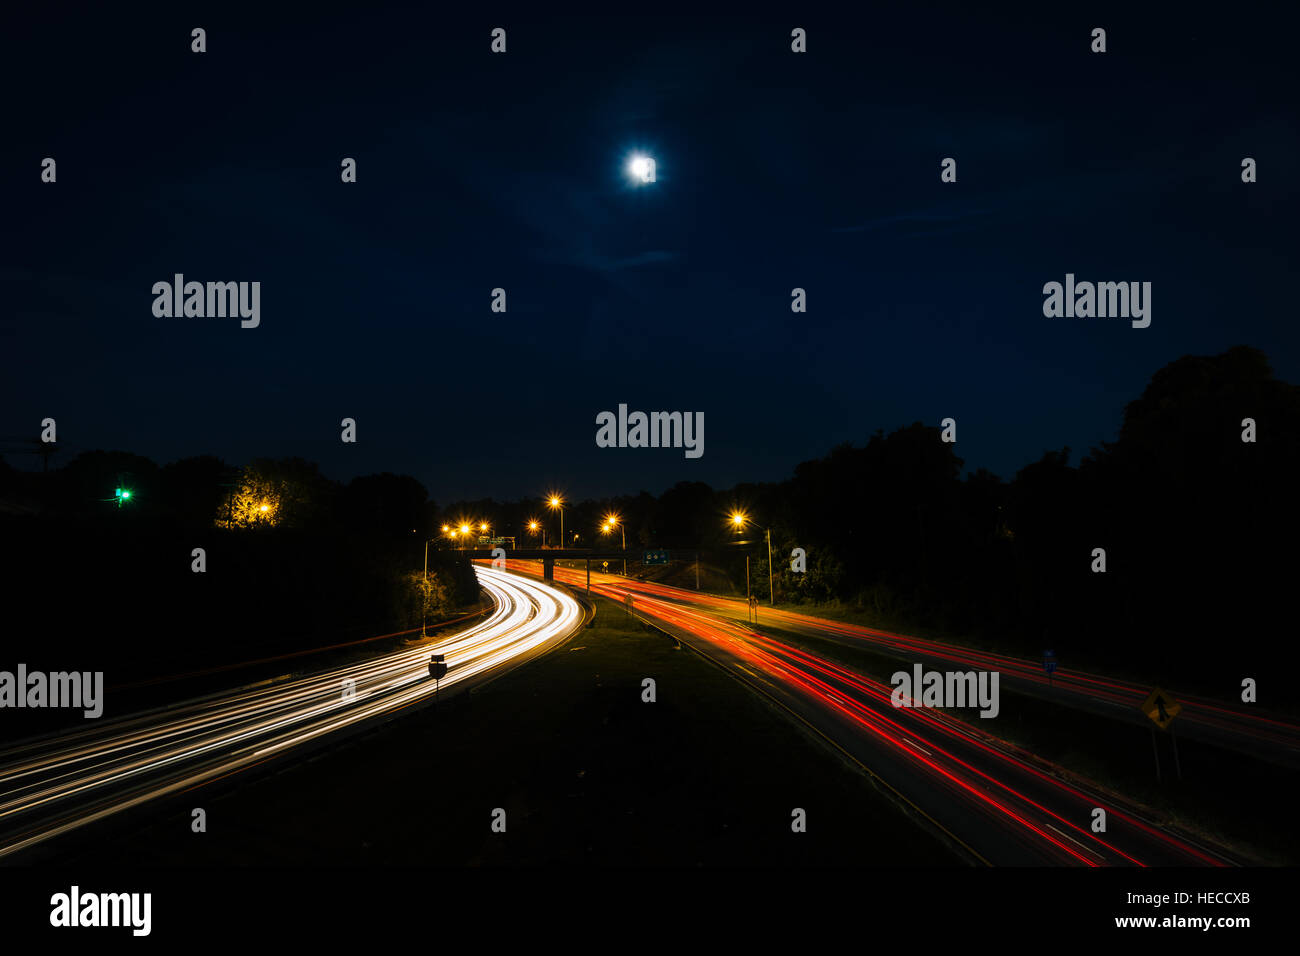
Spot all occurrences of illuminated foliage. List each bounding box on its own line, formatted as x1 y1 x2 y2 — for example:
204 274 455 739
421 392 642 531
219 476 282 528
406 571 450 621
215 457 333 530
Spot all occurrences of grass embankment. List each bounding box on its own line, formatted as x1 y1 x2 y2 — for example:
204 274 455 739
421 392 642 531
55 594 957 866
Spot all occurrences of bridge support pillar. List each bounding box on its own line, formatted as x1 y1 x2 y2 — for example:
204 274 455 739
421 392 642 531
543 557 554 582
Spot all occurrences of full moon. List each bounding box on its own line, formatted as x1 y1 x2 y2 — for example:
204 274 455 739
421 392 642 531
628 154 656 183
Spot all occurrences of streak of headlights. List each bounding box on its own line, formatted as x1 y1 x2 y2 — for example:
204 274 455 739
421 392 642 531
0 566 580 858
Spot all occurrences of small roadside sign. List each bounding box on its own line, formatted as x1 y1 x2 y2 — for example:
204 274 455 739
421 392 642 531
1140 687 1182 730
429 653 448 707
1043 649 1057 675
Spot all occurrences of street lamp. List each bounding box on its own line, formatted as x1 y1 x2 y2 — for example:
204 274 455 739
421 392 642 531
729 511 774 607
421 534 443 637
528 519 542 546
547 494 564 550
603 513 626 574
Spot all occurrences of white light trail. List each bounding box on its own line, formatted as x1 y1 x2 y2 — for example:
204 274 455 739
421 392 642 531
0 567 580 858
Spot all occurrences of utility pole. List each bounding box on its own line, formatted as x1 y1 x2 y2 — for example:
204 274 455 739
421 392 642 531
766 527 774 607
422 537 437 638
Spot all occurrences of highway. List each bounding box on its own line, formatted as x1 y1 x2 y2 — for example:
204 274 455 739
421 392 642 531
528 564 1300 768
0 566 582 860
509 559 1247 866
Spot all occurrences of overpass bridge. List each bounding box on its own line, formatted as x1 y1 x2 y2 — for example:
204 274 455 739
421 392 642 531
454 548 688 589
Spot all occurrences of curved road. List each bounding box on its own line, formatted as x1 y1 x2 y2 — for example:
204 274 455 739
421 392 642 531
0 566 582 860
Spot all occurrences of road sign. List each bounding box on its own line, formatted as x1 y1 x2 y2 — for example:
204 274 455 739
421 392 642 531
428 654 448 680
1140 687 1182 730
1043 649 1057 675
643 550 669 565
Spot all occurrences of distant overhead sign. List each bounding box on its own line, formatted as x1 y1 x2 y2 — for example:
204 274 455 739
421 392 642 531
1140 687 1181 730
643 550 669 565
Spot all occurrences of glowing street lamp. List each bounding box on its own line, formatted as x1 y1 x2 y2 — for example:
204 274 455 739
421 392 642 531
528 519 542 546
602 513 626 574
729 511 774 607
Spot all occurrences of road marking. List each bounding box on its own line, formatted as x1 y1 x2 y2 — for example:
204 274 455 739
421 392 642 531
1046 823 1105 860
901 737 933 756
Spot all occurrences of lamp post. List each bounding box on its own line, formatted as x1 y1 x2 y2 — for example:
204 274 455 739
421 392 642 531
729 512 774 607
547 494 564 550
421 535 443 638
603 514 626 574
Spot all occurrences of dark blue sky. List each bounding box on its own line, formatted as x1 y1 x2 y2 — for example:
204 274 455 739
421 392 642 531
4 5 1296 502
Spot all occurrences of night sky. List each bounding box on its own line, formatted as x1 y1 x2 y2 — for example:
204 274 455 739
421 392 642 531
4 5 1296 501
